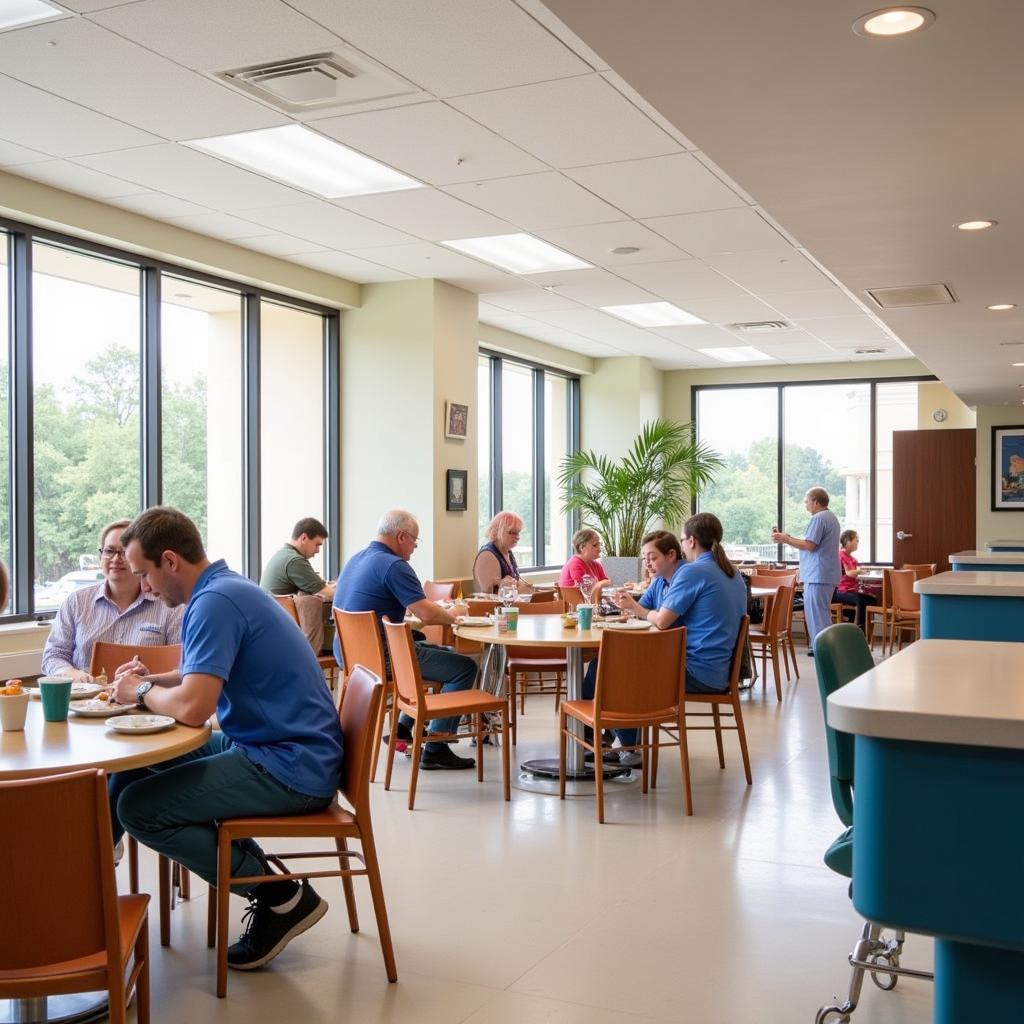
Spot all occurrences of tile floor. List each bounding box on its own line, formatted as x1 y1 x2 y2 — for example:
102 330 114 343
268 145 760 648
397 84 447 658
129 661 934 1024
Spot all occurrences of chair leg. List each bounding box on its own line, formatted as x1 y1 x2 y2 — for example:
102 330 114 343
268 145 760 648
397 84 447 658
558 709 568 800
133 915 150 1024
677 711 693 816
336 837 359 933
816 921 879 1023
508 672 518 746
640 726 649 794
361 830 398 982
179 865 191 900
733 695 752 785
594 727 606 825
383 705 399 791
789 635 800 678
407 716 424 810
128 835 140 894
158 855 171 947
476 712 484 783
712 706 725 768
207 885 216 948
369 682 390 784
651 726 660 788
771 644 782 702
501 708 511 801
215 833 232 997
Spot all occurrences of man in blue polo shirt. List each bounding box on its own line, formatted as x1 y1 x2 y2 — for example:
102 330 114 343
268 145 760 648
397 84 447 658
109 506 343 973
333 509 477 771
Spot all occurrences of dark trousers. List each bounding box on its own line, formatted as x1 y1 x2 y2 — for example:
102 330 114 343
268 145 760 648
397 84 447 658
834 589 872 630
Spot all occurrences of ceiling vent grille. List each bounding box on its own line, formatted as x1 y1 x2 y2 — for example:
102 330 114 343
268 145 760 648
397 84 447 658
214 48 420 114
854 347 887 355
866 283 956 308
729 320 791 332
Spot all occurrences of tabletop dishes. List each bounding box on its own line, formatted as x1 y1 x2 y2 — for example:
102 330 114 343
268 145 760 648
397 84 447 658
106 714 175 734
70 698 135 717
600 619 653 631
27 681 102 701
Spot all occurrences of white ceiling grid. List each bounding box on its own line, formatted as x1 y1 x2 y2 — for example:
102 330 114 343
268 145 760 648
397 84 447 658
0 0 912 370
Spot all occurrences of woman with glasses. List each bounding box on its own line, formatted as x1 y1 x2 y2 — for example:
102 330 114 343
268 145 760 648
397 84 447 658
40 518 183 681
472 511 535 595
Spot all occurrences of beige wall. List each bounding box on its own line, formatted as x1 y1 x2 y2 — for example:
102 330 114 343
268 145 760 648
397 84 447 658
975 405 1024 547
916 381 976 430
478 323 595 376
581 357 663 458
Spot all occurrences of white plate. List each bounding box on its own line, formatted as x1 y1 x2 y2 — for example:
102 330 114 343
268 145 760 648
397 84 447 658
27 682 102 701
107 714 175 734
603 619 654 631
458 616 493 627
70 698 135 717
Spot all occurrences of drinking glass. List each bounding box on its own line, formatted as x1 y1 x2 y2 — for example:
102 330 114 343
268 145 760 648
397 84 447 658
579 574 595 602
498 582 517 606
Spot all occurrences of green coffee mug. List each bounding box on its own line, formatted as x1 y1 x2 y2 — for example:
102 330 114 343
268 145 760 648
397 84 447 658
38 677 73 722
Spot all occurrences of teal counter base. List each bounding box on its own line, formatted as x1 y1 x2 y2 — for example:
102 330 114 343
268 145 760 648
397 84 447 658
951 562 1024 572
854 735 1024 1023
920 594 1024 642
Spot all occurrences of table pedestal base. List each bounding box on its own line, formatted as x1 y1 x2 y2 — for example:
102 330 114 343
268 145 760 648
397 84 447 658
1 993 107 1024
514 757 638 795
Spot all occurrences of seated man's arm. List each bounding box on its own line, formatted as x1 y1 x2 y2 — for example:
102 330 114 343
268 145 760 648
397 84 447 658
408 597 455 626
112 670 221 727
288 558 333 600
646 606 682 630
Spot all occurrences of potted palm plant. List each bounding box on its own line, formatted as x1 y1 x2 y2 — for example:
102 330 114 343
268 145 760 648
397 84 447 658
558 419 723 585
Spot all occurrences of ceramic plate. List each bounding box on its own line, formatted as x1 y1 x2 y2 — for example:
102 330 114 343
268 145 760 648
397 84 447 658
27 682 102 701
107 714 175 734
458 616 493 627
70 698 134 717
603 619 654 631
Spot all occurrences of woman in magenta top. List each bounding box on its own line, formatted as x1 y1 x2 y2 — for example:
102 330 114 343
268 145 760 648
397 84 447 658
833 529 871 630
558 528 609 598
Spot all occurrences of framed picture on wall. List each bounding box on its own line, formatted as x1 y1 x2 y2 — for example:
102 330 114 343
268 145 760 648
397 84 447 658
444 400 469 440
992 425 1024 510
446 469 468 512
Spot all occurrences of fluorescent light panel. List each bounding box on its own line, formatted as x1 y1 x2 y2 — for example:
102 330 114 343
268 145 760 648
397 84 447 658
601 301 706 327
698 346 774 363
442 234 591 275
186 125 422 199
0 0 67 31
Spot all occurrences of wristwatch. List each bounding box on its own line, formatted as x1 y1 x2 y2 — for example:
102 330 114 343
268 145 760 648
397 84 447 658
136 680 155 709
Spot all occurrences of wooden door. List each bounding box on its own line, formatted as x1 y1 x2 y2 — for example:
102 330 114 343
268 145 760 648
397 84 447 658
892 429 975 572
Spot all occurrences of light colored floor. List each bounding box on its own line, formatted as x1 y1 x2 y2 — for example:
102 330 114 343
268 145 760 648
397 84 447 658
129 656 934 1024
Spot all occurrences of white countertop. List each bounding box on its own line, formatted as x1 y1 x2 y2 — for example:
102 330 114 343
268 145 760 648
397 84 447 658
915 570 1024 597
987 540 1024 551
827 639 1024 749
950 550 1024 565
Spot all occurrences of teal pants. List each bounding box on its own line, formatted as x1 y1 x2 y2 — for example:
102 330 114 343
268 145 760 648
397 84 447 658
110 733 332 894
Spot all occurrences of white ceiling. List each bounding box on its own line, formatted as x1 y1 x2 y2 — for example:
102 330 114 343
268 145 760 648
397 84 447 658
0 0 924 373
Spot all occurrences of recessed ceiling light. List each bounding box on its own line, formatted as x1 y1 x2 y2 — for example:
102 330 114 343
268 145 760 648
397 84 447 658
441 234 591 275
698 346 774 364
853 7 935 37
1013 362 1024 367
601 301 706 328
955 220 997 231
988 303 1017 311
186 125 422 199
0 0 68 32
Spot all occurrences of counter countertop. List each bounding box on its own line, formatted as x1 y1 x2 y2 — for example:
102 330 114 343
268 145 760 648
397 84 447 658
915 571 1024 597
950 550 1024 565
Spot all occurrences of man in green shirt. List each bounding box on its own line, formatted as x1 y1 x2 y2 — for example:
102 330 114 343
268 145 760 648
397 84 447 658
260 518 336 653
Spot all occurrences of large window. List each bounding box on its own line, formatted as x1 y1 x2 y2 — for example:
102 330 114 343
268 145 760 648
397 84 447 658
695 377 931 564
478 351 579 569
0 216 338 621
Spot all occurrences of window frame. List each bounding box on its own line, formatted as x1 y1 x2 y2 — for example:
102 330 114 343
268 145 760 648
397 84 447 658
0 215 340 623
478 348 580 571
691 374 935 565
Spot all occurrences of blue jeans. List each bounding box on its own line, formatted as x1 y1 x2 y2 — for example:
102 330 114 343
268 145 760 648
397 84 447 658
109 733 332 894
399 642 477 754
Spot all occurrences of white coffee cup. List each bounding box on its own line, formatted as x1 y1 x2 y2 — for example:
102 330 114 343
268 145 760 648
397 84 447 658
0 691 30 731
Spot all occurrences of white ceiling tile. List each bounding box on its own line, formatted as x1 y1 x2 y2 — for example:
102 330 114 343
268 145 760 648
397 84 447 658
59 0 138 10
336 189 513 242
614 260 747 302
722 327 818 345
290 250 411 284
0 20 287 140
680 295 784 325
515 0 611 71
0 138 50 166
241 200 418 248
567 154 743 219
239 234 328 257
450 75 679 169
435 267 521 294
89 0 341 71
649 324 742 346
599 70 698 150
534 268 655 307
478 288 582 313
534 221 689 267
0 74 160 157
643 208 789 256
346 241 495 278
708 250 832 293
756 340 842 361
530 308 656 348
759 289 867 320
309 102 547 185
9 160 146 200
444 173 624 231
795 316 890 344
516 323 625 358
109 193 210 219
165 212 267 240
78 145 310 211
287 0 588 96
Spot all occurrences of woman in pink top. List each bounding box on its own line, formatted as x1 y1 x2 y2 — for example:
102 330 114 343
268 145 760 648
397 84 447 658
833 529 871 630
558 528 609 598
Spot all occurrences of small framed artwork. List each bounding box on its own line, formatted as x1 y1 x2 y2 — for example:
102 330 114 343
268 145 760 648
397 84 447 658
992 425 1024 510
444 400 469 440
446 469 468 512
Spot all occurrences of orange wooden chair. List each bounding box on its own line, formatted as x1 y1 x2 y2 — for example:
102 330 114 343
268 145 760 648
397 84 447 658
651 617 752 792
529 589 560 603
273 595 339 691
0 769 150 1024
90 640 185 947
865 569 893 653
748 576 796 701
505 599 568 743
208 666 396 997
421 580 457 645
887 568 921 653
900 563 937 577
558 584 583 607
382 619 510 809
559 626 689 822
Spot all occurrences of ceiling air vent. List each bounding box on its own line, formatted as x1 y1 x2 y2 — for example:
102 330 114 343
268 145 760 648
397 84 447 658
866 283 956 308
729 320 791 332
214 48 420 114
854 347 887 355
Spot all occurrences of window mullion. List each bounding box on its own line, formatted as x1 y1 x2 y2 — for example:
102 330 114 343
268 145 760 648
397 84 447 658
532 368 545 568
242 294 261 580
11 233 33 615
140 267 161 510
490 355 502 515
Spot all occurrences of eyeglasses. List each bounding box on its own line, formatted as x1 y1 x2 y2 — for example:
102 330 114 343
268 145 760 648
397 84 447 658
99 547 128 561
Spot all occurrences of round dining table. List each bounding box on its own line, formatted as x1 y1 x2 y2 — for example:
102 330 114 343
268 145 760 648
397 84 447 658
455 614 639 793
0 700 211 1024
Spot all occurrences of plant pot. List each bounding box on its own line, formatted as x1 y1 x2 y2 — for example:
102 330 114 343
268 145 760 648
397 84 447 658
601 556 644 587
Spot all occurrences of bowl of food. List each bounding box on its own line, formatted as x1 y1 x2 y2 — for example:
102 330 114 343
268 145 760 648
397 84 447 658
560 612 578 629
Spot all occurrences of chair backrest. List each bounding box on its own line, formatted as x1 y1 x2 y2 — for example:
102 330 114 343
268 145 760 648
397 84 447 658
507 599 567 658
382 619 427 710
0 769 121 971
89 640 181 678
888 568 920 612
901 563 937 579
813 623 874 827
333 608 387 679
594 626 686 719
757 567 799 579
273 594 302 627
749 573 796 591
726 615 750 696
530 589 560 603
466 599 495 616
337 665 384 817
558 585 583 607
423 580 455 602
516 599 567 615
